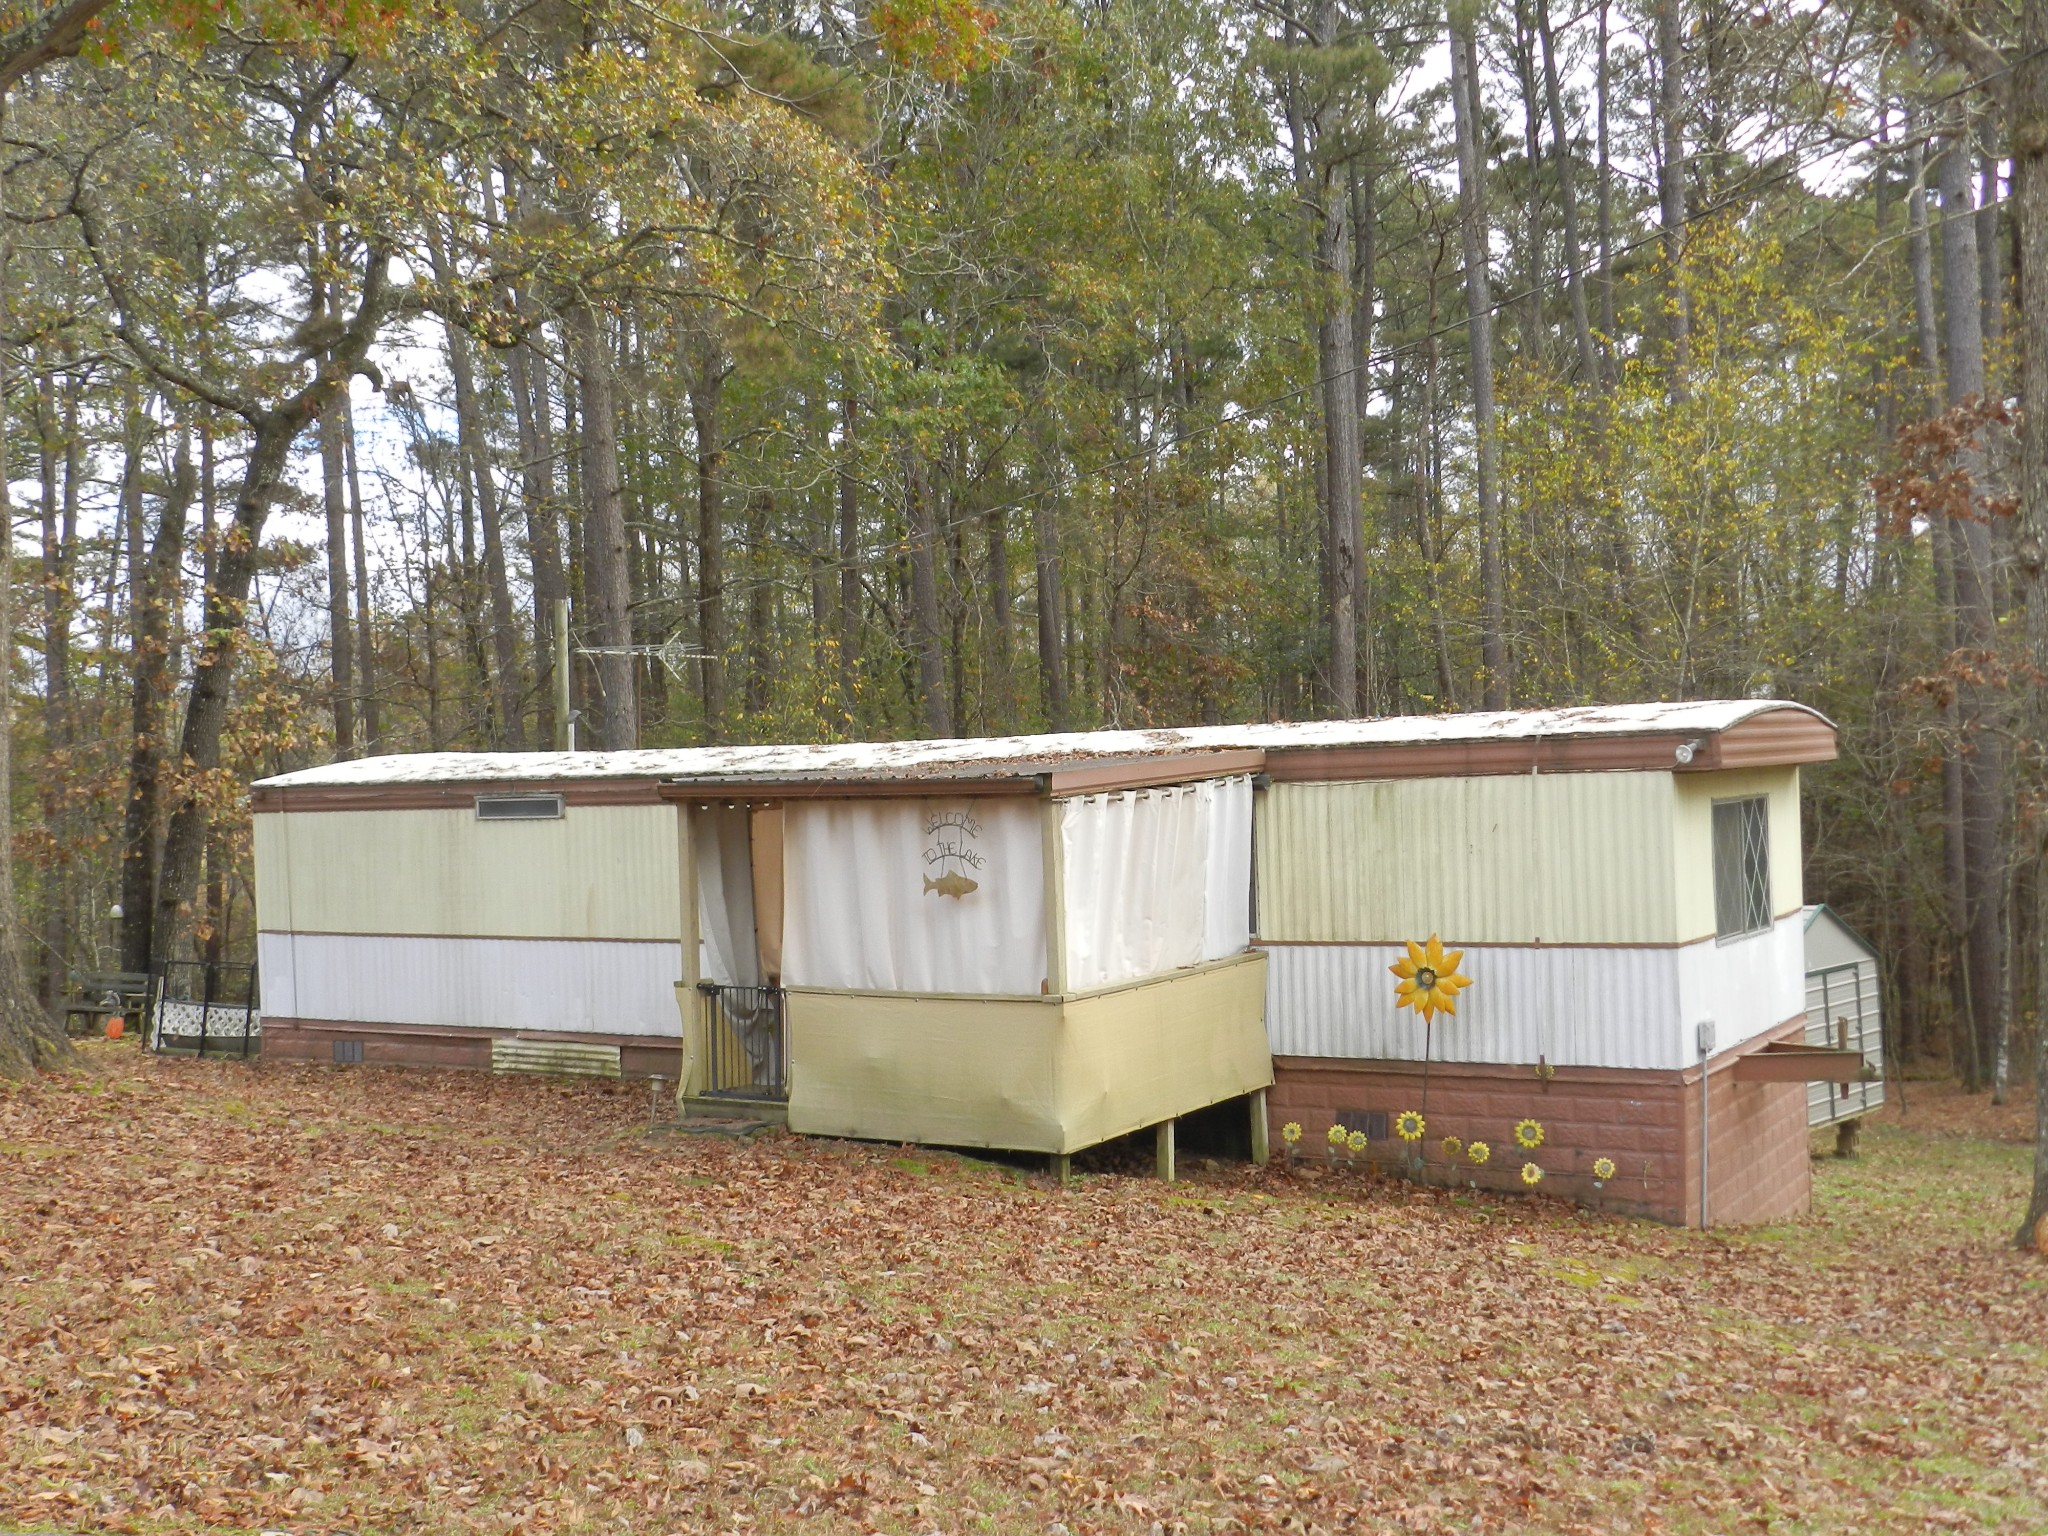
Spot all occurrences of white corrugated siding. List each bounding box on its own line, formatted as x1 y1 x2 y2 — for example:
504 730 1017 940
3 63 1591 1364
1255 773 1679 945
1805 958 1884 1125
1676 914 1807 1056
258 931 685 1036
254 804 682 941
1263 913 1804 1071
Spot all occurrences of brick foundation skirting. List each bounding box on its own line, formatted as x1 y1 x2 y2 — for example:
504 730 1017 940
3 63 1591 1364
261 1018 686 1081
1266 1019 1811 1227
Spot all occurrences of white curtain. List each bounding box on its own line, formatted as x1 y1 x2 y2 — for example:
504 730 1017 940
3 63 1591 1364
1202 775 1254 961
782 798 1047 995
1061 776 1252 990
694 807 759 987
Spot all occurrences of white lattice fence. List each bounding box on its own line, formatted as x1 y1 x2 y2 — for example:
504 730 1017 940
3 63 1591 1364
152 999 261 1044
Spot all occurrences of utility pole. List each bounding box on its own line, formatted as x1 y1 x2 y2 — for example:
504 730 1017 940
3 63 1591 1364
554 596 572 751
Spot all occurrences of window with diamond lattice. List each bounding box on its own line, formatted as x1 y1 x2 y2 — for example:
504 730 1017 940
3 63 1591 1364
1712 797 1771 939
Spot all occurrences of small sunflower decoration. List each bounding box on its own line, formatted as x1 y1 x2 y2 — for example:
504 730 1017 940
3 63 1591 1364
1513 1118 1546 1151
1394 1109 1426 1143
1440 1135 1464 1160
1466 1140 1491 1165
1521 1162 1544 1186
1389 935 1473 1021
1591 1156 1617 1183
1327 1123 1349 1148
1346 1130 1369 1155
1282 1122 1303 1147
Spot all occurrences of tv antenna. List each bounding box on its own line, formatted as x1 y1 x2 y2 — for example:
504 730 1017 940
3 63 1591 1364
552 598 707 750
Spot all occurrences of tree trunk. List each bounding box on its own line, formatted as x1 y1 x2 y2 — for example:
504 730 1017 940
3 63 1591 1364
37 369 76 1001
1349 157 1379 710
837 395 861 729
1908 114 1944 380
1449 10 1508 709
2016 3 2048 1250
1938 122 2008 1093
119 449 193 975
986 501 1013 729
1311 6 1362 716
0 103 69 1073
1979 147 2004 351
506 312 565 748
1537 0 1600 383
744 488 773 717
691 338 729 737
904 449 950 736
343 396 378 751
1282 6 1362 718
438 247 524 748
1596 0 1617 383
1511 0 1544 363
1901 100 1971 1069
318 358 357 759
1033 477 1067 732
567 299 635 750
1656 0 1691 391
152 408 316 958
1420 283 1458 709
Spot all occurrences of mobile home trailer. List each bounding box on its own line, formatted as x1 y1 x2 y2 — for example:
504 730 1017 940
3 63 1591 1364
252 700 1853 1224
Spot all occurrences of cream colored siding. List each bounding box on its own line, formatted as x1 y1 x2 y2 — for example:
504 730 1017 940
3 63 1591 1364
1672 768 1802 942
254 804 683 940
1255 771 1680 945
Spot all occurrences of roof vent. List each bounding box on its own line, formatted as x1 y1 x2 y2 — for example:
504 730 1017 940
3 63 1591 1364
476 793 565 821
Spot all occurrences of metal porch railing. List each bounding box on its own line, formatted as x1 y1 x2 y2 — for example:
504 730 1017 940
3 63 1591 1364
696 981 787 1100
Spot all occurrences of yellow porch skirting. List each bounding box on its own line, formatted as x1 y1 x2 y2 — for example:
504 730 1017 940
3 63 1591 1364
778 951 1271 1155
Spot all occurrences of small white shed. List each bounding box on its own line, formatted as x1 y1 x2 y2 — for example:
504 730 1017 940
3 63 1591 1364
1802 905 1884 1128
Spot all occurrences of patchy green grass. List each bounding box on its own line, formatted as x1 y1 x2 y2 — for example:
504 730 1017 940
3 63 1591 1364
1 1046 2043 1535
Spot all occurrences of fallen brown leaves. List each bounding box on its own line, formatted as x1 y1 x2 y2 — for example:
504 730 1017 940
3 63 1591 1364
2 1048 2044 1535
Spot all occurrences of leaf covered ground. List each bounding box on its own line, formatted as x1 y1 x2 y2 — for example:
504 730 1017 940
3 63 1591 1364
2 1049 2044 1535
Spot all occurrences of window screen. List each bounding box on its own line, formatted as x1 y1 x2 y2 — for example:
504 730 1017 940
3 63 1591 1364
1711 797 1771 939
476 792 565 821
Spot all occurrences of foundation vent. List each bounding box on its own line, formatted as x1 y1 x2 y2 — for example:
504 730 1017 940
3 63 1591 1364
1335 1108 1389 1141
332 1039 364 1065
491 1039 622 1079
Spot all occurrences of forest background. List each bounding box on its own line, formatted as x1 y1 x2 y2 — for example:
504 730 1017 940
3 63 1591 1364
0 0 2038 1122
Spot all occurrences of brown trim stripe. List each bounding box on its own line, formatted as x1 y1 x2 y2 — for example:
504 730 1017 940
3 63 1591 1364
1252 909 1803 951
251 779 669 813
1260 711 1834 784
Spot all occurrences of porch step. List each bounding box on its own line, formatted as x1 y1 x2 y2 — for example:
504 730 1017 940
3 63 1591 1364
680 1093 788 1126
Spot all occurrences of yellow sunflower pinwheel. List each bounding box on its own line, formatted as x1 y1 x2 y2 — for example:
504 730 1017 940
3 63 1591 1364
1390 935 1473 1021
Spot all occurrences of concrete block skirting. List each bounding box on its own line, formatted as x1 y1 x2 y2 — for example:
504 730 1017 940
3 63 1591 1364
262 1017 686 1081
1265 1016 1812 1227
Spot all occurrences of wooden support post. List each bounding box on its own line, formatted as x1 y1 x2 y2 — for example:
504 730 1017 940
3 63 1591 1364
1040 797 1066 997
1156 1118 1176 1183
1050 1152 1072 1186
1834 1118 1862 1159
676 803 702 1100
1248 1087 1270 1166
